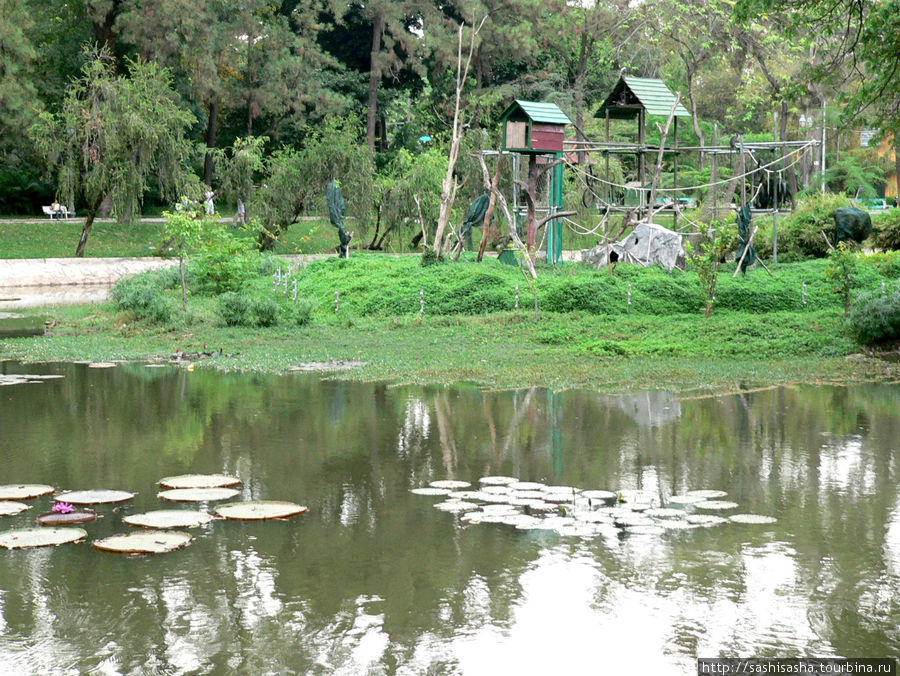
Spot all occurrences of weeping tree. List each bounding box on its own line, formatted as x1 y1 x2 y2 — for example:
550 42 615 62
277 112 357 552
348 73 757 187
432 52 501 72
213 135 267 223
252 117 373 251
32 47 196 256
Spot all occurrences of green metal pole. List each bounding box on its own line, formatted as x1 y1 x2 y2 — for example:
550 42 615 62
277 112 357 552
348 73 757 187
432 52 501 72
547 151 565 264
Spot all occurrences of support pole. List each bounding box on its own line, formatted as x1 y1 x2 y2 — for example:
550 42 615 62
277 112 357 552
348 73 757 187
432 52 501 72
638 109 646 218
673 117 679 230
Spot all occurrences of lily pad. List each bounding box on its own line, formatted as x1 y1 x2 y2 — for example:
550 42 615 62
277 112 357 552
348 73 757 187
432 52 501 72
694 500 740 511
214 500 308 520
410 487 451 496
478 476 518 486
93 530 192 554
728 514 777 525
624 524 666 536
508 481 546 491
123 510 213 529
433 501 480 513
481 504 521 516
481 485 512 495
666 494 707 506
55 489 136 505
87 362 117 368
428 480 471 490
542 485 579 495
645 507 686 520
158 487 240 502
0 502 31 516
512 490 546 500
522 501 559 514
0 527 87 549
582 490 617 503
685 514 728 527
158 474 242 489
471 492 511 504
544 493 578 504
37 510 97 526
0 484 55 501
686 489 729 499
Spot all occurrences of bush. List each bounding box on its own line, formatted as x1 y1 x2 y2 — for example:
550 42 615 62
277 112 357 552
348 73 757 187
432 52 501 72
190 226 259 294
217 291 281 327
288 299 314 326
111 271 176 323
870 208 900 252
777 193 854 260
217 291 253 326
849 286 900 345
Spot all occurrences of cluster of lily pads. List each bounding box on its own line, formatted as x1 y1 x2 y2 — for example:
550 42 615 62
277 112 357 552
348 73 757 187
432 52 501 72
412 476 776 537
0 475 308 555
0 373 65 387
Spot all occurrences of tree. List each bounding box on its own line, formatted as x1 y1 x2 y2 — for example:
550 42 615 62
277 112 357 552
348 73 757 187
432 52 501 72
648 0 734 158
31 48 196 256
734 0 900 196
431 14 487 256
252 116 372 250
213 135 267 221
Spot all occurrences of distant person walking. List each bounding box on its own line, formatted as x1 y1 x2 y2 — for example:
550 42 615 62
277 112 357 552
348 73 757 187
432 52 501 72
234 198 246 226
204 190 215 216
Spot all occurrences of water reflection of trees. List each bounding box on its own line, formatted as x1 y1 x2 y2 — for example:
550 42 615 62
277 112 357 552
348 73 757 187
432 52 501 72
0 365 897 669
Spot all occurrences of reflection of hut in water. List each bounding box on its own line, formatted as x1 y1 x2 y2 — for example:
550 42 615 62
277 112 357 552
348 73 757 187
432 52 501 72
607 391 681 427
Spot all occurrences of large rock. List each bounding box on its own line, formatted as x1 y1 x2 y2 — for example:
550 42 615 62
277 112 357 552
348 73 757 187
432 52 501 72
582 222 686 271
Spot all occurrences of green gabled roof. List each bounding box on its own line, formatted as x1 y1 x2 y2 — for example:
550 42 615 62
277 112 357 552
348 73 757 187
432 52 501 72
595 76 691 119
500 100 571 125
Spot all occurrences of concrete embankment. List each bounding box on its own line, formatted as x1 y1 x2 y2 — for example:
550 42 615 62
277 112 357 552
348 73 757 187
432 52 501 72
0 257 179 309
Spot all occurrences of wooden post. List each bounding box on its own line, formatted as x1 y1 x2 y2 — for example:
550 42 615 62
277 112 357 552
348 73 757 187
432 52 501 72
638 109 646 218
673 117 679 230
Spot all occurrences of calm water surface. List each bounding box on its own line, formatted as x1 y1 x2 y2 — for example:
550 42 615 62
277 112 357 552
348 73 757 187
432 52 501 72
0 362 897 674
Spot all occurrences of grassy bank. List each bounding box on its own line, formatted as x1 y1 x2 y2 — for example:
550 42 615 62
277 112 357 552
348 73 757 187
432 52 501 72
0 217 337 259
3 255 899 393
3 305 898 393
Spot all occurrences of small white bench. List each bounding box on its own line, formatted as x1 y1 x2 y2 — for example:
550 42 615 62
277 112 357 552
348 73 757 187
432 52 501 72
42 205 72 219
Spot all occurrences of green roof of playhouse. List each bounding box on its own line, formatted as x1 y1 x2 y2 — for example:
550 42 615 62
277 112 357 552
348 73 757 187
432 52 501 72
595 76 691 119
500 100 572 125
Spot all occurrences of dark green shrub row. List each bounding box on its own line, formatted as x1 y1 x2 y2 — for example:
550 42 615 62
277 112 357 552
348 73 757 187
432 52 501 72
848 286 900 345
216 291 313 327
871 209 900 252
111 270 178 323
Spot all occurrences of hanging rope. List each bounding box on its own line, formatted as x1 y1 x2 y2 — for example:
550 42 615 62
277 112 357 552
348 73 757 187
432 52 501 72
566 140 815 196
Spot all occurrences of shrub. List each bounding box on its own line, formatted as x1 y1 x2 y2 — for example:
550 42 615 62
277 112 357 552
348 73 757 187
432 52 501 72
870 208 900 252
190 226 259 294
217 291 282 327
217 291 253 326
252 295 279 327
849 286 900 345
778 193 854 260
861 252 900 279
111 271 176 323
288 299 314 326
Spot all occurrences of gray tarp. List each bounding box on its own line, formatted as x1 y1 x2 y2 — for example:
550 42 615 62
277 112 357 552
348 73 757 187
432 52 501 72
581 222 686 271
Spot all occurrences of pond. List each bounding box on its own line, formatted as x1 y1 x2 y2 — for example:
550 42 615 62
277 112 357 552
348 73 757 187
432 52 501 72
0 362 897 674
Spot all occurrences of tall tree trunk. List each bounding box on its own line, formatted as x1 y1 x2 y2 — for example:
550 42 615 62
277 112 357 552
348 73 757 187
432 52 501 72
895 136 900 203
573 29 591 168
780 101 798 207
204 99 219 187
75 204 101 257
93 0 123 70
367 13 384 156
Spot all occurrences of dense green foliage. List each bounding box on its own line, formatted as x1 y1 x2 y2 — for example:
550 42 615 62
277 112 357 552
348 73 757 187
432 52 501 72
848 287 900 345
111 269 178 324
2 0 895 263
871 209 900 253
